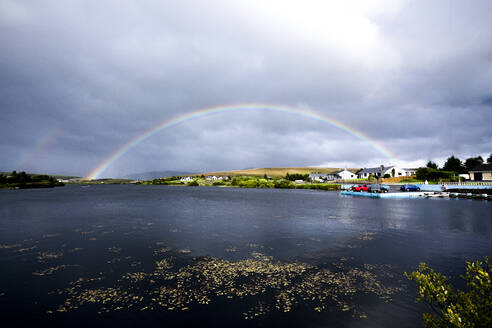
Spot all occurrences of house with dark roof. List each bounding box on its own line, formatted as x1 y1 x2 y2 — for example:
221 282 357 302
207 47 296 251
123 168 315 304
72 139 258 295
357 165 412 179
469 163 492 181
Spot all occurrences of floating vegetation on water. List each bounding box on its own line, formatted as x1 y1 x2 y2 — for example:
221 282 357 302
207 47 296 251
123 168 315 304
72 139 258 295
224 246 237 252
68 248 84 253
178 249 191 254
0 243 21 249
153 247 170 256
243 301 269 319
16 245 38 252
107 247 121 254
89 238 97 241
33 265 70 276
49 252 403 319
37 251 63 262
169 228 179 233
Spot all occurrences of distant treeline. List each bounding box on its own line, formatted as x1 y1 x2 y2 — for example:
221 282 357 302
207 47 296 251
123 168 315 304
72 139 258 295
417 154 491 181
0 171 64 189
143 175 340 191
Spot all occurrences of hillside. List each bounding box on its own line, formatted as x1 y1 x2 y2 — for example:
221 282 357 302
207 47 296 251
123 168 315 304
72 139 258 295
122 170 195 180
195 167 359 178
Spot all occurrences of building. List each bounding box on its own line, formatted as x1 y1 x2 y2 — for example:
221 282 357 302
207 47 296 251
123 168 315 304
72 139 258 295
309 170 357 182
333 169 357 180
309 173 329 182
180 177 194 182
357 165 411 179
469 163 492 181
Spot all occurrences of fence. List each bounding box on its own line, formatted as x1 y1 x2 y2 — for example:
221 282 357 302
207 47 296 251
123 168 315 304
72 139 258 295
441 181 492 186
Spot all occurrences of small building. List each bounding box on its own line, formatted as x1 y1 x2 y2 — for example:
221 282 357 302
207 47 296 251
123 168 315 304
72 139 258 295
403 168 417 176
469 163 492 181
333 169 357 180
309 173 330 182
180 177 194 182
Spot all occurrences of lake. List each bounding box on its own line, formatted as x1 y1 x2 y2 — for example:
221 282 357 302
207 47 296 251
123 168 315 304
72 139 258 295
0 185 490 327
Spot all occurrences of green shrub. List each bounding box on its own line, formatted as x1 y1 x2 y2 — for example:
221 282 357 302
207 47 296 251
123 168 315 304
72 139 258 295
405 257 491 328
274 179 295 189
238 180 258 188
187 180 199 186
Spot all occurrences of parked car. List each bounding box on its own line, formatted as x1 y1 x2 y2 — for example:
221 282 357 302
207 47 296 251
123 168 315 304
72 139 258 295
352 184 371 192
400 184 420 192
371 184 389 193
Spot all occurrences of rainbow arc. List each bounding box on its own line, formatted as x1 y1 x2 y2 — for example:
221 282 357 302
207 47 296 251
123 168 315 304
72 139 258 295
86 104 396 180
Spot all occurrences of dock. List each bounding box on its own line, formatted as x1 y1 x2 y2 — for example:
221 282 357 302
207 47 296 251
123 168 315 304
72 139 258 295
340 191 433 198
341 190 491 200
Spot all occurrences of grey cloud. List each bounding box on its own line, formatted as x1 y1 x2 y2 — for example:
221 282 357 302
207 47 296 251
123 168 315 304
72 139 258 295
1 0 491 177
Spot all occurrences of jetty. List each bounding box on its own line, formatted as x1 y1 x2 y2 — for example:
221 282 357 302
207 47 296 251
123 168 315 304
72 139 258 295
341 190 491 200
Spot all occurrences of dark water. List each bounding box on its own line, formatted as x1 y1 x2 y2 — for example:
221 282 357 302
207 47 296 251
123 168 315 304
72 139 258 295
0 185 490 327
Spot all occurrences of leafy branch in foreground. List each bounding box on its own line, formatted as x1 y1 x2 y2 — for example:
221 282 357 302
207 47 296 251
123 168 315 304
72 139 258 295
405 257 491 328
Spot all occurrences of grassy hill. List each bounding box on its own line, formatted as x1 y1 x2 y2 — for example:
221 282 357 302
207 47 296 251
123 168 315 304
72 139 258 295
195 167 359 178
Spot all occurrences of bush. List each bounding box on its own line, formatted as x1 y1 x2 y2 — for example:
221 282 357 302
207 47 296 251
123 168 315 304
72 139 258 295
285 173 310 181
274 179 295 189
238 180 258 188
416 168 457 181
383 174 391 178
296 184 340 191
257 179 274 188
187 180 199 186
405 257 491 328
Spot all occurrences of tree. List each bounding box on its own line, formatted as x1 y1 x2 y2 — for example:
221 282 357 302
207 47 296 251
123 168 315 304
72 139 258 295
405 257 491 328
391 168 395 177
488 154 492 164
464 156 484 171
427 161 438 169
442 156 465 173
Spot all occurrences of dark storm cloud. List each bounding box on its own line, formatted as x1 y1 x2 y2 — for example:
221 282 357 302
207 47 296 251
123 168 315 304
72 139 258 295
0 0 491 177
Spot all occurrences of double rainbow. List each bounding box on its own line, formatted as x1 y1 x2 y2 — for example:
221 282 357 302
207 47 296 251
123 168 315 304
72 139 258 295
86 104 396 179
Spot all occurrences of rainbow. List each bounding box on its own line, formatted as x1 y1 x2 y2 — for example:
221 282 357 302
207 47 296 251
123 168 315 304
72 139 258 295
86 104 396 179
17 128 60 169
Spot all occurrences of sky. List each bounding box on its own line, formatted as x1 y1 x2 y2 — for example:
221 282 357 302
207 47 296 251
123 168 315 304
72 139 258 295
1 0 491 178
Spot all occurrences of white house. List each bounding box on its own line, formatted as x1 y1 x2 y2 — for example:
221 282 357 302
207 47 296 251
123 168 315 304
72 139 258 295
358 165 412 179
309 170 357 182
180 176 194 182
333 169 357 180
205 176 228 181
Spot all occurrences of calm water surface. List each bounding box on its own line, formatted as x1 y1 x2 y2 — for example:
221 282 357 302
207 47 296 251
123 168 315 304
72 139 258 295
0 185 491 327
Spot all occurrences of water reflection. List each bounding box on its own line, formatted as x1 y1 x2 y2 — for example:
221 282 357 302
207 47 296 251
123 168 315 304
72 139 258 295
0 185 490 327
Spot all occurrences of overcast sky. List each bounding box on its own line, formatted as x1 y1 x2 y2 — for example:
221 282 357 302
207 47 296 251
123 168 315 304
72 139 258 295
1 0 491 177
